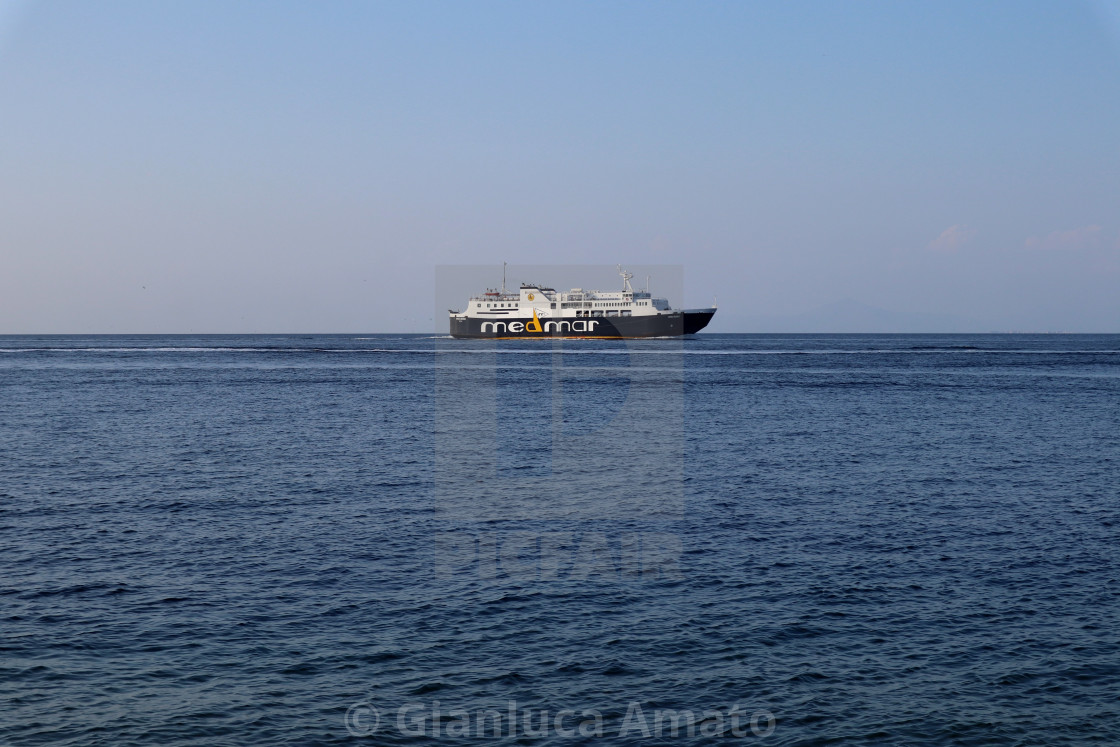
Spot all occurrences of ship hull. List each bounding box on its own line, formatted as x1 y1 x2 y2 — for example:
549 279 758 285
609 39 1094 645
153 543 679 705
450 308 715 339
682 308 717 335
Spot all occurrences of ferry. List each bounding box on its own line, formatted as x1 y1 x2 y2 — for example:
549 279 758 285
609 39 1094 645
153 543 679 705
449 266 716 339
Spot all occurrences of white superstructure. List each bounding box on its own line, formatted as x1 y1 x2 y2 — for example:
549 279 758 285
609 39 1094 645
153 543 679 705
454 266 672 322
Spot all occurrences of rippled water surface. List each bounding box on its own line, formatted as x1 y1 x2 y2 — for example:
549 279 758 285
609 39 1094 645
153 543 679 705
2 334 1118 745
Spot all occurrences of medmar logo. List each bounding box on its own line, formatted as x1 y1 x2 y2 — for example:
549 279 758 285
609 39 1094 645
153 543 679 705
481 308 601 334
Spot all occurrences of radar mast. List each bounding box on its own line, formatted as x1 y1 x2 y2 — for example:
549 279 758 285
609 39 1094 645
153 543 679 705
617 264 634 293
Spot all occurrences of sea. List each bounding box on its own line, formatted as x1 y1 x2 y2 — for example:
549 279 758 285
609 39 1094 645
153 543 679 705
1 333 1117 746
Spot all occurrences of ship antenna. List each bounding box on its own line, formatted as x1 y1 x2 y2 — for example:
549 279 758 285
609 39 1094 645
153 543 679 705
502 262 506 295
617 264 634 293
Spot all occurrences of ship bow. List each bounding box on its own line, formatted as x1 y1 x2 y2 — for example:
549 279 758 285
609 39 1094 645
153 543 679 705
682 308 716 334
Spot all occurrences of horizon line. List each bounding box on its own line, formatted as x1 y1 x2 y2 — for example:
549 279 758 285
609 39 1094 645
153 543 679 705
1 331 1117 336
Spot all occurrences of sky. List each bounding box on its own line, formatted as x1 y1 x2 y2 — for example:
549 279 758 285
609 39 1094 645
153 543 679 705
1 0 1118 333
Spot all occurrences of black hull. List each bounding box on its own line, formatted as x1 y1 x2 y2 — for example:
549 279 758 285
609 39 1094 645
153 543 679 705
682 309 716 335
450 309 715 339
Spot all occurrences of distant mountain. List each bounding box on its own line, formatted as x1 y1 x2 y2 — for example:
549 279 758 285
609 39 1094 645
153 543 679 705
738 299 985 333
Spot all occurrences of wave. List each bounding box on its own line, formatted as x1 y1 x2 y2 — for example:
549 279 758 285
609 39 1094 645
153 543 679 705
0 347 294 353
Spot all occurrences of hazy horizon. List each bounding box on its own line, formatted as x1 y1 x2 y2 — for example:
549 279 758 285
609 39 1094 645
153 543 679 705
2 1 1119 334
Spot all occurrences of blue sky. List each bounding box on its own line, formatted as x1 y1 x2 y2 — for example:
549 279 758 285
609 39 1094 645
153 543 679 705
1 0 1118 332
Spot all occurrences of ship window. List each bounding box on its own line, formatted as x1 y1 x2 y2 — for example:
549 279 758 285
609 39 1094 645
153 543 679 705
476 303 481 308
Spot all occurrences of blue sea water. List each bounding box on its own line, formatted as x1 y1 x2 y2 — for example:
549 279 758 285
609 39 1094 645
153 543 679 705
1 333 1118 746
